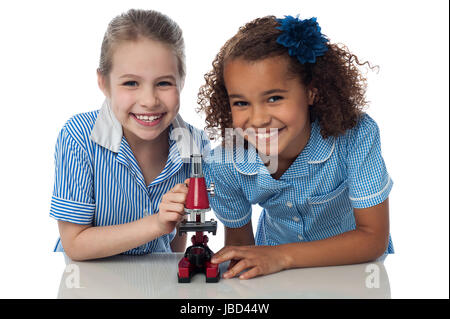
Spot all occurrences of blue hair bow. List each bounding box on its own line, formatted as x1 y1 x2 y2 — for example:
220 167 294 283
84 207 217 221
276 15 329 64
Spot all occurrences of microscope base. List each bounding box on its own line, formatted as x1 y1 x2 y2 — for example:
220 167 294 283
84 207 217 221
177 257 220 283
177 233 220 283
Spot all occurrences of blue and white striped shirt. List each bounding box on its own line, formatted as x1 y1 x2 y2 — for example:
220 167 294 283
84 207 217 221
205 113 394 254
50 101 209 255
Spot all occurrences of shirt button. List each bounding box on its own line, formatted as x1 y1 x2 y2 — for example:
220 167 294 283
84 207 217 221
298 234 303 240
293 216 300 222
286 201 293 208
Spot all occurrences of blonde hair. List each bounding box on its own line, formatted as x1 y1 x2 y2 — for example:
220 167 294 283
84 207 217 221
98 9 185 82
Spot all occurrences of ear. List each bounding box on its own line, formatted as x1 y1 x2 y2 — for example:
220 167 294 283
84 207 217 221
97 69 110 98
307 87 318 105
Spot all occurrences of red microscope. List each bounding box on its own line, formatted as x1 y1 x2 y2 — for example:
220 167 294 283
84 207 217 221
177 154 219 283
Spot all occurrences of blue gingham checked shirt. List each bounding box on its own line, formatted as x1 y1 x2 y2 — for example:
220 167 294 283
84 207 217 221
205 113 394 254
49 101 209 255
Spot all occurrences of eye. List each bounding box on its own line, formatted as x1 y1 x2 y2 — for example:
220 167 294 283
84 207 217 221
122 81 138 87
232 101 249 107
268 96 283 103
157 81 173 87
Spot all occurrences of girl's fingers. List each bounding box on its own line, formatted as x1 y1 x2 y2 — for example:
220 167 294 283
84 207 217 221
162 182 189 207
163 192 187 204
227 259 239 271
172 183 189 193
223 258 252 279
211 247 230 263
161 202 185 213
162 211 185 222
238 266 260 280
212 246 227 258
212 246 245 264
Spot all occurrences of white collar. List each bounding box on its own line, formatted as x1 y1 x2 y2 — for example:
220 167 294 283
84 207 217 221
90 100 196 159
90 100 123 152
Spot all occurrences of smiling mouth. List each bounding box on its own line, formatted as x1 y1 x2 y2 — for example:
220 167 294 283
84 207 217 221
253 127 285 141
131 112 166 126
133 113 164 121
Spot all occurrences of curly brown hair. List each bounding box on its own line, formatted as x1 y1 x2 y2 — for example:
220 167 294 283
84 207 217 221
197 16 376 142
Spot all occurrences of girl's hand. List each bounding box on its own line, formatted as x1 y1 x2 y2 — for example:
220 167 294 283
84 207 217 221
211 245 290 280
156 180 189 235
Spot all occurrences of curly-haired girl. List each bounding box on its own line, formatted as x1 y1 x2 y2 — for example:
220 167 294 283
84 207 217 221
199 15 394 279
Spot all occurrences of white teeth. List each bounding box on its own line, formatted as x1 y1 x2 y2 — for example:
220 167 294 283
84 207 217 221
255 130 278 139
135 114 162 121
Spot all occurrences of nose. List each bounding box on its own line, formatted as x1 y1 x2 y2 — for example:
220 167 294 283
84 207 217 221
140 86 160 109
250 105 271 128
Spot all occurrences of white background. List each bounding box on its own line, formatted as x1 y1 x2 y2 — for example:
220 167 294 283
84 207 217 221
0 0 448 298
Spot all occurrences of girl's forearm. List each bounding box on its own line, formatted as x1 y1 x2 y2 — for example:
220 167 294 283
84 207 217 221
279 229 387 269
225 221 255 246
69 215 164 261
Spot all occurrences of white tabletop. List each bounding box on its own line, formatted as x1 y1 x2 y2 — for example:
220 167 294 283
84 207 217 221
56 253 390 299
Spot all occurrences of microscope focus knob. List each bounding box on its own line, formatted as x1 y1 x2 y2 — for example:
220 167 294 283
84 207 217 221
207 183 215 197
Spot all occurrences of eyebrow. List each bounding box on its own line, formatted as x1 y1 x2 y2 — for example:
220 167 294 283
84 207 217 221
119 74 177 81
228 89 288 99
119 74 143 79
156 75 177 82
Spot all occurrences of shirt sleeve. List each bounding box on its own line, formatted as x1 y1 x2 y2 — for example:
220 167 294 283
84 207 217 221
346 114 393 209
49 128 95 225
204 154 252 228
